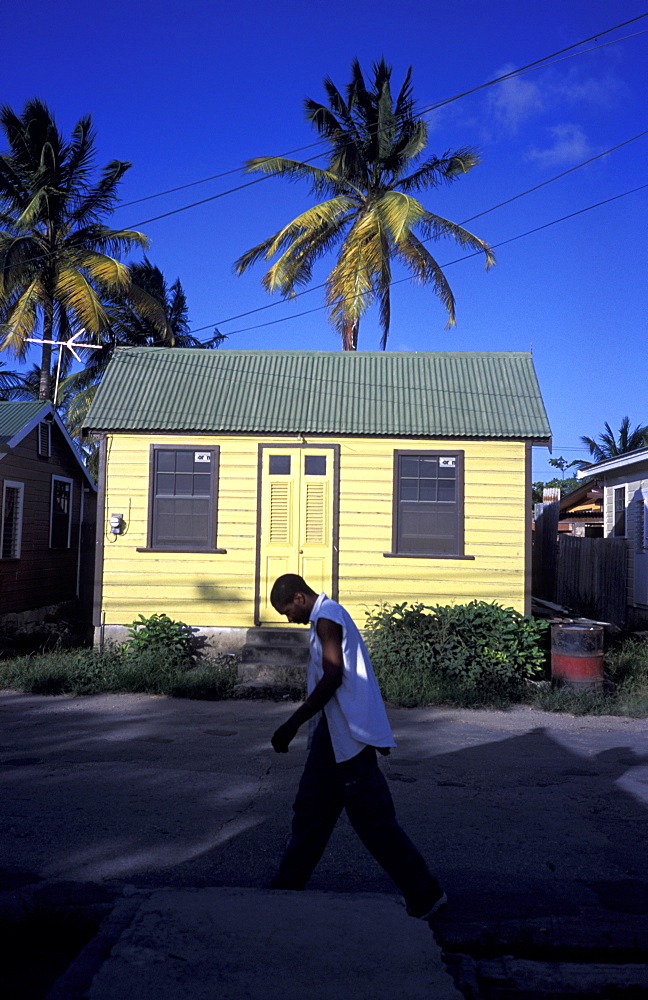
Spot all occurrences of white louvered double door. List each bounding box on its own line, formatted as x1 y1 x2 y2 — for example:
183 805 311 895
258 447 335 623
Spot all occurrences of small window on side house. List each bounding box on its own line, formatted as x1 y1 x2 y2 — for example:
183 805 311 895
613 486 626 537
392 451 464 556
1 481 24 559
149 447 218 551
38 421 51 457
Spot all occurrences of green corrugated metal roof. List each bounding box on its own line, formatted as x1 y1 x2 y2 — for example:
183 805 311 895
0 401 49 444
84 348 552 440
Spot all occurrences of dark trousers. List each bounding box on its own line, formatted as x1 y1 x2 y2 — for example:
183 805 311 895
272 718 442 917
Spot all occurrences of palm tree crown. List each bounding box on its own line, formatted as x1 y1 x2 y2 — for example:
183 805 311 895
580 416 648 465
61 257 225 436
0 99 149 398
235 58 494 349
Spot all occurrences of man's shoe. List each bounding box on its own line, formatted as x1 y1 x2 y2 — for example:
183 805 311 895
421 891 447 919
401 889 448 919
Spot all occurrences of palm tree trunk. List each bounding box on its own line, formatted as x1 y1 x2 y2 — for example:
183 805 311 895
39 297 54 400
342 319 359 351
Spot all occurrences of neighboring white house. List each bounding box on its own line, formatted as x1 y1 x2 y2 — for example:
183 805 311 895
578 446 648 625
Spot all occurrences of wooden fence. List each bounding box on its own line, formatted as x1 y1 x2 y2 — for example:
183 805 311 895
533 503 627 623
555 535 627 623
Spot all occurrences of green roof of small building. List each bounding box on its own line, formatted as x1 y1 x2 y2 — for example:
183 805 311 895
84 348 552 441
0 401 49 444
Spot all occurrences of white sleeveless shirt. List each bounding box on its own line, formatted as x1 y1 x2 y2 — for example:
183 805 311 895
308 593 396 763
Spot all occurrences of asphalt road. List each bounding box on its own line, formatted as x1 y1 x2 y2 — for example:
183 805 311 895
1 691 646 895
1 692 647 997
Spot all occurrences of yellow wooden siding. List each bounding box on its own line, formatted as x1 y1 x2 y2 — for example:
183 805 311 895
99 434 529 627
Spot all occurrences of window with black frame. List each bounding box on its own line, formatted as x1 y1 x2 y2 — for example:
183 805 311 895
50 477 72 548
613 486 626 537
393 451 463 556
150 447 218 550
1 482 24 558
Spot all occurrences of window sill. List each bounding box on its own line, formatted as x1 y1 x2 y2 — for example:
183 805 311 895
136 547 228 554
383 552 475 560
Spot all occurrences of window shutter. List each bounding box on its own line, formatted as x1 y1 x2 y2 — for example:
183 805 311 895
304 481 326 544
38 422 51 457
2 485 23 558
269 481 291 543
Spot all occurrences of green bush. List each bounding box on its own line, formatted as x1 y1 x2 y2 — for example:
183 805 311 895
364 600 547 707
124 613 194 659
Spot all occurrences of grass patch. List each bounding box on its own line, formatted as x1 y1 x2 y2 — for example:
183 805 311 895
528 636 648 717
0 646 240 700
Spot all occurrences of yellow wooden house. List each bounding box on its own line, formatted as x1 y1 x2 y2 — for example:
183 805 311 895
84 348 551 649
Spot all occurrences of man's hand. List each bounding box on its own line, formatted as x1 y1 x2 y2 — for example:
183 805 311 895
270 619 343 754
271 719 299 753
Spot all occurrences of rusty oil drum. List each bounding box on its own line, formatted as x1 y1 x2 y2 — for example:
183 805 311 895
550 624 604 691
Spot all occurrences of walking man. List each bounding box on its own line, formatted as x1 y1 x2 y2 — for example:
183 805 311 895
269 574 446 919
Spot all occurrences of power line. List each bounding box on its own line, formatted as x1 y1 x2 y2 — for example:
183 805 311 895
115 16 648 214
125 19 648 228
179 133 647 336
215 183 647 336
2 131 645 341
2 19 646 279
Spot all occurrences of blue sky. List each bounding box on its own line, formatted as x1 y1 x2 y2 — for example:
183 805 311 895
1 0 647 482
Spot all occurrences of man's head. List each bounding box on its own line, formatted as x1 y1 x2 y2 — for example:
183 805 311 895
270 574 317 624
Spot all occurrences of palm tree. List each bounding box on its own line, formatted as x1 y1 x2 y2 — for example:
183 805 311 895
580 416 648 465
235 58 494 349
61 258 224 436
0 360 28 399
0 99 150 399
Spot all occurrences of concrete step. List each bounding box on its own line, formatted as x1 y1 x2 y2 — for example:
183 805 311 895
240 645 309 665
237 626 310 692
245 627 310 648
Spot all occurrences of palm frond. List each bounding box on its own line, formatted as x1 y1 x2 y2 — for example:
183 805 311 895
326 214 378 343
66 224 149 256
262 216 350 294
398 147 481 192
235 195 354 276
63 114 95 189
244 156 353 196
70 160 132 224
372 215 392 350
0 279 40 353
61 380 99 437
396 233 456 325
347 59 374 119
71 250 130 291
2 362 40 399
0 233 44 297
124 281 172 340
582 417 648 460
417 210 495 268
375 191 423 243
54 266 109 334
0 157 30 212
0 361 28 396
